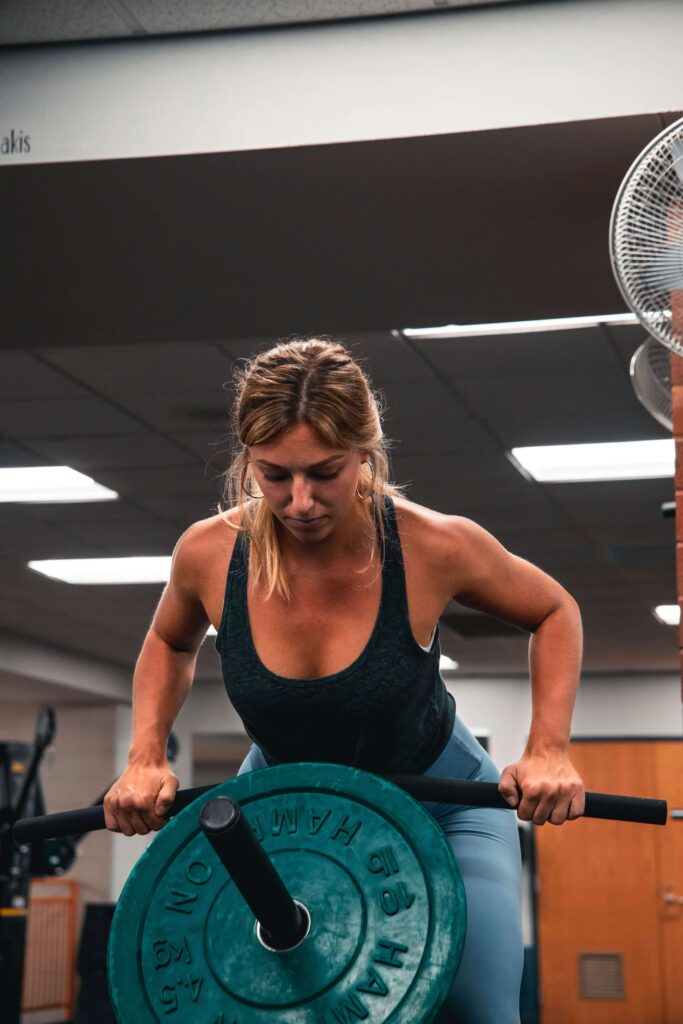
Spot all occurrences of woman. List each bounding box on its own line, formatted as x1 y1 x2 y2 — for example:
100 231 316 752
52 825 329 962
104 337 585 1024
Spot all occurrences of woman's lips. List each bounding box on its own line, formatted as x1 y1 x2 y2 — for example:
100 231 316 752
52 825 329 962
288 516 326 530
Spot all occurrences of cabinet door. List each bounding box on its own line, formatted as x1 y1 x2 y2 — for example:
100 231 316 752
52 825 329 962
536 741 666 1024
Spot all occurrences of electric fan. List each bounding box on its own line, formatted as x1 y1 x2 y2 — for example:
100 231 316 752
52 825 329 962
610 117 683 355
630 335 672 431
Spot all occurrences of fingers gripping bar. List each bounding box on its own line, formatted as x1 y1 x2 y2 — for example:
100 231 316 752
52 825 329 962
387 776 668 826
12 775 668 844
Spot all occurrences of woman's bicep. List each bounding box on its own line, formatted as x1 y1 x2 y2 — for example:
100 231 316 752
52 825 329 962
148 530 210 653
449 518 571 633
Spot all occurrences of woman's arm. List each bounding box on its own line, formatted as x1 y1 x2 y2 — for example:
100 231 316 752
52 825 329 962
445 516 585 825
103 525 211 836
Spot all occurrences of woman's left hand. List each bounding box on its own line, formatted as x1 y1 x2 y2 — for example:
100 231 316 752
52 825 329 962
498 749 585 825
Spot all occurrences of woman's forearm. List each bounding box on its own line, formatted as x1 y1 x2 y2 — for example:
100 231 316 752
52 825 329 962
525 596 583 753
128 627 198 763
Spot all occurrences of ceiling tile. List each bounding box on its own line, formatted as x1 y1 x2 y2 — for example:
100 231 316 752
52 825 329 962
0 351 85 400
131 494 222 525
453 370 635 419
56 520 181 556
0 520 87 559
382 379 487 452
0 439 43 467
0 396 147 438
393 450 522 485
0 0 134 44
107 389 232 434
18 497 159 525
606 323 650 359
349 332 441 382
41 342 235 397
415 326 626 380
94 464 223 499
27 432 198 469
168 431 233 471
490 406 671 447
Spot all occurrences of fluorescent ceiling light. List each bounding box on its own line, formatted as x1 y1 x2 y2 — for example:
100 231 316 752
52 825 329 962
29 556 172 584
0 466 118 503
653 605 680 626
510 439 674 482
401 312 638 340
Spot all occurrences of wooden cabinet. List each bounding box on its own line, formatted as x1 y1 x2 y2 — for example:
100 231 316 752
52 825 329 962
536 740 683 1024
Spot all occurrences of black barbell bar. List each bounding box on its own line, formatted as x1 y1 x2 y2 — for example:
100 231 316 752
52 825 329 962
12 774 668 845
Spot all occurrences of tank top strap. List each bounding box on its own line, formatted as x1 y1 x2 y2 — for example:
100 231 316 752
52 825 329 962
216 527 249 643
379 496 412 632
380 494 401 557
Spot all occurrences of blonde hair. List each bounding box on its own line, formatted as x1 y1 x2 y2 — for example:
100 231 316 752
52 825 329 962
222 337 400 601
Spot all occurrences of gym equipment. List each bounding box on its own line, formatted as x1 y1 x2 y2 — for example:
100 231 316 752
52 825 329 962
73 904 117 1024
13 771 668 843
610 115 683 355
2 717 178 1024
109 763 465 1023
0 707 55 1024
13 764 667 1024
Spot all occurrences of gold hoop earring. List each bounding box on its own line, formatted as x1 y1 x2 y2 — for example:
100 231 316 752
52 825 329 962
241 468 262 499
356 461 375 501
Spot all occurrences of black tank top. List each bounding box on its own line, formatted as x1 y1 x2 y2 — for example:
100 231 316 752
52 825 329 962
215 496 455 774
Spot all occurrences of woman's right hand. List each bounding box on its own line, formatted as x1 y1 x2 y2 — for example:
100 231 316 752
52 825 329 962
103 760 179 836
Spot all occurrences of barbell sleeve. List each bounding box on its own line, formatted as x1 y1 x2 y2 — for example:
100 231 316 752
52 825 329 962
199 796 308 951
12 774 668 844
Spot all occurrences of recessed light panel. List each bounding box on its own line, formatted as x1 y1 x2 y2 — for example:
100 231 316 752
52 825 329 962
510 440 674 482
0 466 118 503
653 605 680 626
29 557 172 584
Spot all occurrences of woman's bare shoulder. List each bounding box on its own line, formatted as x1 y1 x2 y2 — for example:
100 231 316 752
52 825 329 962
172 507 244 579
390 494 503 593
392 492 503 571
390 494 475 554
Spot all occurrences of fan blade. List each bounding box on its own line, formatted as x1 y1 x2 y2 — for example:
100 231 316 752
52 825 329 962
673 138 683 187
644 239 683 290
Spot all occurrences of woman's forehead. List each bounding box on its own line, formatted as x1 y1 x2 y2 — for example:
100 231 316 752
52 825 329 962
250 423 350 465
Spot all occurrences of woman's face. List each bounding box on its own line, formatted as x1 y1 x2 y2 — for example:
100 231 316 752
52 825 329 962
248 422 365 542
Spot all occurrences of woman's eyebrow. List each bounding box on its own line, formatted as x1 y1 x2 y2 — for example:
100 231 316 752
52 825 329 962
254 455 345 470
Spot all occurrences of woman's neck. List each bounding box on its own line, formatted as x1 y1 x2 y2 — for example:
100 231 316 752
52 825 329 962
277 501 376 573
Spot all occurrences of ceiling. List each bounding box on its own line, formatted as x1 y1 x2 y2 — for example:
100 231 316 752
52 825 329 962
1 6 680 687
0 0 522 46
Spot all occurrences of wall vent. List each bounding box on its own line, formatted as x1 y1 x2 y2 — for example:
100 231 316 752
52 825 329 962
578 953 625 1000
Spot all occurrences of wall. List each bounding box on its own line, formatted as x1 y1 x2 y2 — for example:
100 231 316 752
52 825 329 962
447 671 683 772
2 0 683 167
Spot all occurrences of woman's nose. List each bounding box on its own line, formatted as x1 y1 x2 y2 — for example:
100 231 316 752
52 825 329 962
288 475 315 512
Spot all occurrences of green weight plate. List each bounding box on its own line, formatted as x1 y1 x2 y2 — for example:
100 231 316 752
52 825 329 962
108 763 466 1024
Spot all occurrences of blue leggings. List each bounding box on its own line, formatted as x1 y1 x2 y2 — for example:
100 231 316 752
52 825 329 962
238 715 523 1024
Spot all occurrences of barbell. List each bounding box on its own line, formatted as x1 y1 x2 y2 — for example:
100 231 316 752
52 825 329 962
13 766 667 1024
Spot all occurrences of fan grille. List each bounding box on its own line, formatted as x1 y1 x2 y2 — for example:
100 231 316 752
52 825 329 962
630 336 672 431
611 120 683 355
